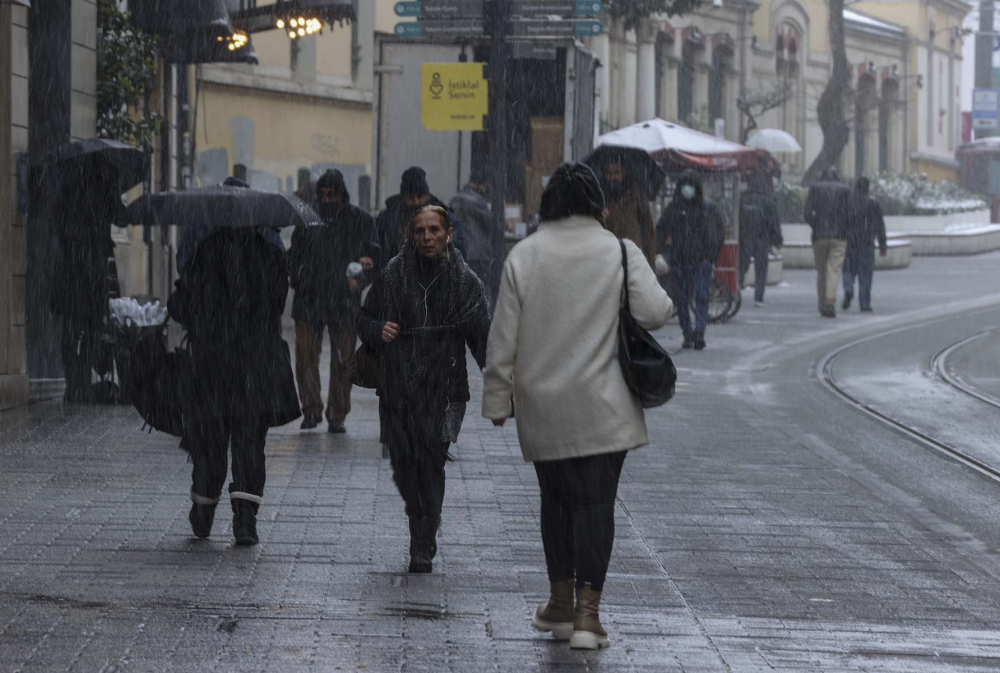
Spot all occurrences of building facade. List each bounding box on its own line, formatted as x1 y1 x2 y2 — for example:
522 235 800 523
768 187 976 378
588 0 970 183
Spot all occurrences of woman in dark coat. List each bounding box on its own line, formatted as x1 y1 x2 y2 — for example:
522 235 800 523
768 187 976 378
357 205 491 573
168 226 301 546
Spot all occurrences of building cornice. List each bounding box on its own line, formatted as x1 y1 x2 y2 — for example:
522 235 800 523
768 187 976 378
198 65 373 106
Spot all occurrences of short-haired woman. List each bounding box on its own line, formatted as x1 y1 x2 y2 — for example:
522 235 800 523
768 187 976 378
483 163 673 649
358 205 492 573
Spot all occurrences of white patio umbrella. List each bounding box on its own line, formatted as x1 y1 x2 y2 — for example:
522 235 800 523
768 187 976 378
746 129 802 154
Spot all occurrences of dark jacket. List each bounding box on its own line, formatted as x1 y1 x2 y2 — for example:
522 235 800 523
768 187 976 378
287 203 376 326
357 242 491 408
374 193 464 268
847 184 888 253
740 171 783 248
657 170 726 266
449 184 492 262
603 184 657 265
167 228 300 425
51 187 120 319
805 179 850 241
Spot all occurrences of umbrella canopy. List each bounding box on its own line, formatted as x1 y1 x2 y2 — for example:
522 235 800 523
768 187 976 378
746 128 802 154
124 185 322 229
597 119 759 173
582 145 667 197
34 138 150 194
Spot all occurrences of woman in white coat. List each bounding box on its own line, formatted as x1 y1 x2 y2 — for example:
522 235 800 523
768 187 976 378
483 163 673 650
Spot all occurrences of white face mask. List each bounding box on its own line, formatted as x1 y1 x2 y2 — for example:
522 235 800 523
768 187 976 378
681 185 697 200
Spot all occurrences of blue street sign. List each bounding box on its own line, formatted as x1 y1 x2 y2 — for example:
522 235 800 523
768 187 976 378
575 19 603 36
972 88 999 131
395 1 422 17
511 18 603 37
395 22 423 38
513 0 604 16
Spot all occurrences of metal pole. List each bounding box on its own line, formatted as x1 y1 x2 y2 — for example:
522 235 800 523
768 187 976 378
975 0 995 138
488 0 511 308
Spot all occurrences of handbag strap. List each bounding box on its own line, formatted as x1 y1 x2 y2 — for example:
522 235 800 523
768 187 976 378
618 237 630 313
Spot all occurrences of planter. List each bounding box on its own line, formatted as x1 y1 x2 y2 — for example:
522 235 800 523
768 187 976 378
782 239 912 270
886 226 1000 256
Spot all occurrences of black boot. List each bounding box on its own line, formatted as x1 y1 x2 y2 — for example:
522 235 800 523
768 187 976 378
842 293 853 311
693 332 706 351
232 500 259 546
408 515 432 573
189 503 216 539
682 334 694 349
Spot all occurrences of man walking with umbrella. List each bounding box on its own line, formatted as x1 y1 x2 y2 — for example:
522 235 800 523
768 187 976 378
288 169 377 433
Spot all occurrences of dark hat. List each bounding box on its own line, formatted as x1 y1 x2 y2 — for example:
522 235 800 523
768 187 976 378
538 162 605 222
316 168 350 200
400 166 429 197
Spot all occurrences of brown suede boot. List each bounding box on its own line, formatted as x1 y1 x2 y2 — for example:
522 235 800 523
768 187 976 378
569 584 611 650
531 579 575 640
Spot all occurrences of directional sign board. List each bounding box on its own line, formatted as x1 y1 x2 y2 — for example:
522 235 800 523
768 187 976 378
973 88 999 130
512 41 558 59
395 1 485 18
513 0 603 16
511 19 603 37
422 63 489 131
395 20 485 39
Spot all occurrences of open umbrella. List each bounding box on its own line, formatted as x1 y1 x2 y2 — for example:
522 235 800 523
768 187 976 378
124 184 322 229
34 138 150 193
582 145 667 198
597 119 760 173
746 129 802 154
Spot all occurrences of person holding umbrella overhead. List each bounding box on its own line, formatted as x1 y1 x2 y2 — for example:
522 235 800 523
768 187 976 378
157 178 301 546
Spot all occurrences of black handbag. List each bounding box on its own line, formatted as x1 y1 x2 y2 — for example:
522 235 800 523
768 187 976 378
128 320 189 437
349 342 379 389
617 238 677 408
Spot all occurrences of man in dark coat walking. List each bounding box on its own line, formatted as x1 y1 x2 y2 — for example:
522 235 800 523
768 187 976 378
358 205 491 574
739 169 783 307
804 168 850 317
168 225 300 546
600 158 657 266
449 167 495 307
375 167 462 269
287 169 377 433
842 177 888 313
657 170 725 351
51 179 122 402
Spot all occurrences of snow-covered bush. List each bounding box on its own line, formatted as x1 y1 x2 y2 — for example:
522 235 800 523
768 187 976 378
870 173 986 216
775 180 806 223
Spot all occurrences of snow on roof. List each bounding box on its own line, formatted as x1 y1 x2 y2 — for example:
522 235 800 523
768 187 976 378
844 9 906 36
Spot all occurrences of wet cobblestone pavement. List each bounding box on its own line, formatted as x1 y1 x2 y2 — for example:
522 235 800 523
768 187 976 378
4 254 1000 671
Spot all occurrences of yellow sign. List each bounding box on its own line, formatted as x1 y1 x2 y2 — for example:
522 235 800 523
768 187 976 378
421 63 489 131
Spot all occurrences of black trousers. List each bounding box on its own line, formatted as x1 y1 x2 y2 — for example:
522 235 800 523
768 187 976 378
61 316 102 401
383 402 450 521
739 238 770 303
189 416 268 512
534 450 627 592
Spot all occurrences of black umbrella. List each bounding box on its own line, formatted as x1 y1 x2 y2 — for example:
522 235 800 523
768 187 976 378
124 185 322 229
34 138 150 194
583 145 667 198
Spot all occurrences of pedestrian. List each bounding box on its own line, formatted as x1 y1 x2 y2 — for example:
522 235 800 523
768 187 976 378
843 177 888 313
739 168 783 307
357 205 491 574
375 167 461 269
804 168 850 318
51 175 122 402
287 169 377 433
599 157 657 266
449 166 496 307
167 194 300 546
657 169 725 350
483 162 672 651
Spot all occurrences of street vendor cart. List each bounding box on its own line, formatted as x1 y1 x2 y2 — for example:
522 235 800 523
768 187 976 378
592 119 760 322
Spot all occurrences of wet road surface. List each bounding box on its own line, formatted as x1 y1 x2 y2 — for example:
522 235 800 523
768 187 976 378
3 253 1000 671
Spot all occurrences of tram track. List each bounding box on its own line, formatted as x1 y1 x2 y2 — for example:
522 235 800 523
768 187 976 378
817 315 1000 485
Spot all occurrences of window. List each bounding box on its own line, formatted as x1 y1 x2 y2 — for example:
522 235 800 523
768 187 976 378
678 43 696 122
709 46 731 124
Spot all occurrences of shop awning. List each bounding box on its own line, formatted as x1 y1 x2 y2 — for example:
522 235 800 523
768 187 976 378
129 0 258 64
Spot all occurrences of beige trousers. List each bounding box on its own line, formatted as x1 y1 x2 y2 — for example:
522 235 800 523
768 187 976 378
813 239 847 309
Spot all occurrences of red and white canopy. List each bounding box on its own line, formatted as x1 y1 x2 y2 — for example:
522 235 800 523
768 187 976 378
597 118 759 172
